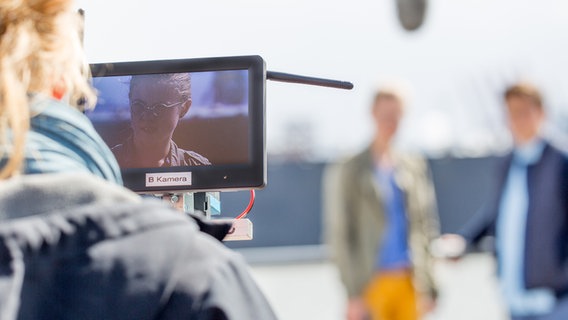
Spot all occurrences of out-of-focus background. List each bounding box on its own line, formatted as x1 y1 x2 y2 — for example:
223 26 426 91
77 0 568 319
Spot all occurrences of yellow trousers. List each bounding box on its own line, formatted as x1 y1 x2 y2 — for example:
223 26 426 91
363 270 418 320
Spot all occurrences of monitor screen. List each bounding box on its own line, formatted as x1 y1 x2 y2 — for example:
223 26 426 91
87 55 266 194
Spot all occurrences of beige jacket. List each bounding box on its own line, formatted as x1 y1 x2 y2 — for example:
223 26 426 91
323 147 439 299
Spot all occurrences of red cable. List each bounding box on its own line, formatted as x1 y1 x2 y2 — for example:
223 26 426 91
236 190 255 219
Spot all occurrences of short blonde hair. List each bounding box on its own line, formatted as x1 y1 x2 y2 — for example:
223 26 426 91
0 0 96 178
504 82 543 110
372 86 407 113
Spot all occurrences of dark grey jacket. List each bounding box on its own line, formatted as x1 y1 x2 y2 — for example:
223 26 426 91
0 173 276 320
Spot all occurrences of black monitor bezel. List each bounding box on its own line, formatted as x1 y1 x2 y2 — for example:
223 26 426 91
89 55 266 194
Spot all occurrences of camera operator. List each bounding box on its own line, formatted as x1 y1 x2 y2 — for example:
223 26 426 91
0 0 275 319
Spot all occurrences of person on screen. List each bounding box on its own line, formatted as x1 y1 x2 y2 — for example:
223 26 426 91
112 73 211 168
0 0 276 318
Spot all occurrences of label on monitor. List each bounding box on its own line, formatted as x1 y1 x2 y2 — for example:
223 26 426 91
146 172 192 187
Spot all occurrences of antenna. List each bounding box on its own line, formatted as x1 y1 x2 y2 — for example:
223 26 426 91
266 71 354 90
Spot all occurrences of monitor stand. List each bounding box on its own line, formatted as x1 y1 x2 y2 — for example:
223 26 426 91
161 192 253 241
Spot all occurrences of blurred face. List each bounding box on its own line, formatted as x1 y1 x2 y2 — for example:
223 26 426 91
505 96 544 144
372 97 403 141
129 81 190 147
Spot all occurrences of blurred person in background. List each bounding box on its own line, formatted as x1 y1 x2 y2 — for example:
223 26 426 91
0 0 276 318
323 86 440 320
436 82 568 320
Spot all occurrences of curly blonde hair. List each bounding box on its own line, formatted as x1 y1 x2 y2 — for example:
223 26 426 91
0 0 96 178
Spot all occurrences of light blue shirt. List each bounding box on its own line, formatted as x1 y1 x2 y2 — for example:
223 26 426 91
496 138 555 316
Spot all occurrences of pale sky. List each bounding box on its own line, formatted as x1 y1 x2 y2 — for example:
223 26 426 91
77 0 568 160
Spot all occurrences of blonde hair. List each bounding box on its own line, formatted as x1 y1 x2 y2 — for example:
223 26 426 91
504 82 543 110
371 86 408 114
0 0 96 179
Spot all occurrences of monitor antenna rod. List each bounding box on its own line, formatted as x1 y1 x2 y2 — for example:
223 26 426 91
266 71 354 90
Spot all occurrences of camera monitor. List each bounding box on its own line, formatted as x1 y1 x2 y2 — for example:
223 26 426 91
87 55 266 194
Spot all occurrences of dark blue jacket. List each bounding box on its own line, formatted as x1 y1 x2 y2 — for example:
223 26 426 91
0 173 277 320
460 142 568 295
